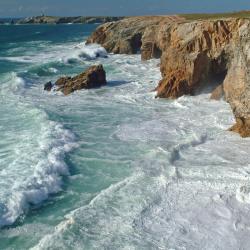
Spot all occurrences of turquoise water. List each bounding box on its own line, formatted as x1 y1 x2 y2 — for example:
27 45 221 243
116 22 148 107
1 24 250 250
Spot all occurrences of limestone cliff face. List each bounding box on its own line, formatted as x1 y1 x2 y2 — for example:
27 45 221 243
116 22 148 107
86 16 183 55
87 16 250 137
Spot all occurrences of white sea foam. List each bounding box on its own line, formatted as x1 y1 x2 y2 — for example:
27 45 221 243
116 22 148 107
0 74 78 228
0 42 107 65
236 185 250 203
29 53 250 249
63 42 107 63
0 120 77 227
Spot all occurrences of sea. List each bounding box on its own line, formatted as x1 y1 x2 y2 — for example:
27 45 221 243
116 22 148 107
1 23 250 250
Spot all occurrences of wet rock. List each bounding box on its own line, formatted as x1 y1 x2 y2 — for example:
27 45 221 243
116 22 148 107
44 81 53 91
55 64 106 95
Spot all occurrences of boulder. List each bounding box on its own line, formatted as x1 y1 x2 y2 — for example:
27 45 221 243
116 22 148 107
55 64 106 95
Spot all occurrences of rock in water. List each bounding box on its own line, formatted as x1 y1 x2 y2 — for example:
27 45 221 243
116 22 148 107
44 81 53 91
55 64 106 95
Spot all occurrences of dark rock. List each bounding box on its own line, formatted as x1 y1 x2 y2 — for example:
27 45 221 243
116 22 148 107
44 81 53 91
56 64 106 95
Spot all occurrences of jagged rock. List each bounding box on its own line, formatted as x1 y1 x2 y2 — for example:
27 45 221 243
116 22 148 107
55 65 106 95
87 16 250 137
44 81 52 91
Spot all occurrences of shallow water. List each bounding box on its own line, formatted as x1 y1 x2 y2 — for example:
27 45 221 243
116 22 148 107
1 24 250 250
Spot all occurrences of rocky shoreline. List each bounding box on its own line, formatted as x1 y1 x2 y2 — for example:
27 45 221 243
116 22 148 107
87 15 250 137
4 16 124 25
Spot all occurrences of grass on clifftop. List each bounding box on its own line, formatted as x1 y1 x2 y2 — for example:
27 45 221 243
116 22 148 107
180 10 250 20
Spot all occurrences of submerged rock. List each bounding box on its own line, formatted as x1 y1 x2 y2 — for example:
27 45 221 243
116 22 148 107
55 64 106 95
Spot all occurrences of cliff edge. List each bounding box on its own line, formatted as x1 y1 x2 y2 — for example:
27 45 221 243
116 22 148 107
87 16 250 137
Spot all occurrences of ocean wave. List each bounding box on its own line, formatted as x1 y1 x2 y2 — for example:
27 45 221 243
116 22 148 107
0 120 77 228
0 72 27 95
63 42 108 63
0 42 107 65
0 74 78 228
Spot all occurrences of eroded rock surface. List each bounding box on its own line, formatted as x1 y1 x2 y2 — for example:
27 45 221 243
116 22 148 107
86 16 184 56
87 16 250 137
55 65 106 95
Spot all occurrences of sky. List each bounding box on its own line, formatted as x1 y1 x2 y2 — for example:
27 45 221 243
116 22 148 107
0 0 250 18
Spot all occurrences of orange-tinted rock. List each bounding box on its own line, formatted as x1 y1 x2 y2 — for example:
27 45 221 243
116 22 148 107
86 16 184 56
210 84 224 100
229 118 250 137
55 77 71 86
56 65 106 95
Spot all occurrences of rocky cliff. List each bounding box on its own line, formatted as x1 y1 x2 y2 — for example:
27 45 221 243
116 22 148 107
87 16 250 137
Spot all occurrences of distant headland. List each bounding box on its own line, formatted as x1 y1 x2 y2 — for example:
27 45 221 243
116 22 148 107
0 16 124 25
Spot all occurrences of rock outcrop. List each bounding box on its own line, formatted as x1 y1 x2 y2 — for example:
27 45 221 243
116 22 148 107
55 65 106 95
87 16 250 137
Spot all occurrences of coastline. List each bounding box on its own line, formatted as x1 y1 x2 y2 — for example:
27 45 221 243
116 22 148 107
0 16 124 25
2 19 250 249
86 13 250 137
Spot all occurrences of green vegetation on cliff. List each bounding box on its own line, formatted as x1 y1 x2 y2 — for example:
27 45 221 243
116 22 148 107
180 10 250 20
